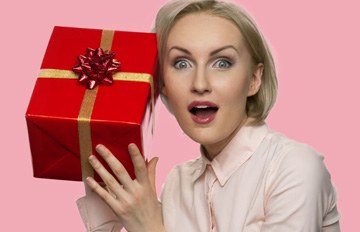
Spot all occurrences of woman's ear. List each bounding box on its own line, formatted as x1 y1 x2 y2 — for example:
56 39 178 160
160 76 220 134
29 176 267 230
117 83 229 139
247 63 264 97
160 84 168 97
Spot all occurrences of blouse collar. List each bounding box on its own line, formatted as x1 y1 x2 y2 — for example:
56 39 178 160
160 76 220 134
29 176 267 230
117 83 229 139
191 117 269 186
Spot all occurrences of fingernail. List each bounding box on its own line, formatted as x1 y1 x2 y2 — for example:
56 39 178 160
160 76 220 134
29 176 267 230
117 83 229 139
128 143 136 153
88 155 96 162
96 144 103 152
86 176 94 184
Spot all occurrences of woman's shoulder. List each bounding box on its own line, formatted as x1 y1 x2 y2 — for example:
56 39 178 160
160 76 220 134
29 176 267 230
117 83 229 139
164 156 202 182
159 156 202 201
263 129 340 225
264 128 334 196
265 128 326 171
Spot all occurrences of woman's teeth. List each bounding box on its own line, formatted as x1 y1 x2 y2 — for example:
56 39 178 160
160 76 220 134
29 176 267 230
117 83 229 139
194 105 209 108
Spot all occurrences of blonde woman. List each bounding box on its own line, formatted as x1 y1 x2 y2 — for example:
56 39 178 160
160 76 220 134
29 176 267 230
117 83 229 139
77 0 341 231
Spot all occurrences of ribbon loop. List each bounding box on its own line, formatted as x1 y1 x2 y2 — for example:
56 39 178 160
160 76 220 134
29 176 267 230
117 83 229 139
72 47 121 90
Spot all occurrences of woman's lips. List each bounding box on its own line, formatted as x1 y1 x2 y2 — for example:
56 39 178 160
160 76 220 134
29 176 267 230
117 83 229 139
188 101 218 111
190 110 217 124
188 101 219 124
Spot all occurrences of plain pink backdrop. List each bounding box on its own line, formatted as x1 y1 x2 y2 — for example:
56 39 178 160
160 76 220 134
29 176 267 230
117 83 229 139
1 0 358 231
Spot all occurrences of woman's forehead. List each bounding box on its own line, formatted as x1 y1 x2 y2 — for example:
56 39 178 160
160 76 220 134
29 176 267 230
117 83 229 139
166 13 245 53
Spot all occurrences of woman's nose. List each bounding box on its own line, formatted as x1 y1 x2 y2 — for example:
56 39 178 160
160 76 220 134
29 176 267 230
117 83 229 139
191 67 211 94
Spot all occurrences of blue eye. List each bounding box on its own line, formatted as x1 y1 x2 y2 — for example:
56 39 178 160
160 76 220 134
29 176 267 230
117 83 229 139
214 59 232 69
174 60 190 69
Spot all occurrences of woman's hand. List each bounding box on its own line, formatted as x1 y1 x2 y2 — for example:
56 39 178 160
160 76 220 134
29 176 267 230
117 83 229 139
85 143 165 232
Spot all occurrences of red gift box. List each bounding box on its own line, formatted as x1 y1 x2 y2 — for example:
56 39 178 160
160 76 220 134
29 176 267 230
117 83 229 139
25 26 159 182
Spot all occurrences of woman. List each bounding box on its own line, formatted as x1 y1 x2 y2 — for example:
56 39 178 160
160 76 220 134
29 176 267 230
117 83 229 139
77 0 341 231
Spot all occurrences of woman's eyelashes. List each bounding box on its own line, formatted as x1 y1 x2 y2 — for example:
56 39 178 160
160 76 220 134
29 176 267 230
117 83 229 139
172 57 234 70
214 59 232 69
174 59 190 69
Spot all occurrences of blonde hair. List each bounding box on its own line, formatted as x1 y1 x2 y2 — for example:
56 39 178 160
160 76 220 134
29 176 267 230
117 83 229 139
152 0 278 125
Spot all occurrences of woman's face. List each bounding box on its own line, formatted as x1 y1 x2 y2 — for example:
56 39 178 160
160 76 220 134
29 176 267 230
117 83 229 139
162 13 263 158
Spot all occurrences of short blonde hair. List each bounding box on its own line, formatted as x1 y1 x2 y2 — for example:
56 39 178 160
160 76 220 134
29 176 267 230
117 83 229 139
152 0 278 125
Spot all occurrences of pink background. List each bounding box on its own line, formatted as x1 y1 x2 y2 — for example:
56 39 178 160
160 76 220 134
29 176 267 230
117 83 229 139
1 0 358 230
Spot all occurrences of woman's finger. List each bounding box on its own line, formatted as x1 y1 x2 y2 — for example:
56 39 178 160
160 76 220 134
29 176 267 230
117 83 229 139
147 157 159 194
88 154 129 200
85 176 119 209
128 143 149 185
96 144 135 192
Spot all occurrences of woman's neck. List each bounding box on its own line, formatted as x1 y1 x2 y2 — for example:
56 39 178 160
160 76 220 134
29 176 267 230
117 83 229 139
202 116 250 161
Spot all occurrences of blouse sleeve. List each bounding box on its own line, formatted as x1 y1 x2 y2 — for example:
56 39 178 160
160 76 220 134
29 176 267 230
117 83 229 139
76 185 124 232
261 144 341 232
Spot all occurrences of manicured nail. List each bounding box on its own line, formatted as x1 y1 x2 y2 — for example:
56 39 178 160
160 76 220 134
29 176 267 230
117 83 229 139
88 155 96 162
86 176 94 184
129 143 137 152
96 144 103 152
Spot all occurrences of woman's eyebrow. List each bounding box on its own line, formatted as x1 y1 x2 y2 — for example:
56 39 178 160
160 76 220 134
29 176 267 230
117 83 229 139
168 45 239 56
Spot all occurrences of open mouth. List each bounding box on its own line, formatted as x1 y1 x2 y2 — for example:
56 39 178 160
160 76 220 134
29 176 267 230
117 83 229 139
189 106 219 118
187 101 219 124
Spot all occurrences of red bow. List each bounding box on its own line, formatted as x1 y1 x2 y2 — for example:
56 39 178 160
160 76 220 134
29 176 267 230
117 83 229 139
73 48 121 89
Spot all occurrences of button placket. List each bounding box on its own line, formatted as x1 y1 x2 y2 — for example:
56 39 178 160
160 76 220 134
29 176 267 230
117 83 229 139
205 164 217 231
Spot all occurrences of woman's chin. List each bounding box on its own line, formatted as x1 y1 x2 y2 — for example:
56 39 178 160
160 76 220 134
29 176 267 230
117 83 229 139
185 127 224 146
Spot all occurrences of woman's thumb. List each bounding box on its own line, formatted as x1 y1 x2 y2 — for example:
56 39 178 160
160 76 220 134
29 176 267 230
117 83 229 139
147 156 159 193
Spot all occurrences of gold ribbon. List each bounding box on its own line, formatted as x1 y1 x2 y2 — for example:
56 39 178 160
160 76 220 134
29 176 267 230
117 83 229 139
38 30 155 181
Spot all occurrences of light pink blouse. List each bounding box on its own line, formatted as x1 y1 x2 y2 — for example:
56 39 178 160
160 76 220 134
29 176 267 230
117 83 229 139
77 119 341 231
